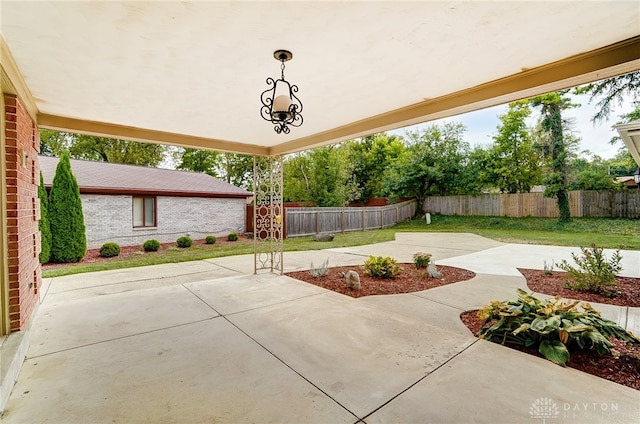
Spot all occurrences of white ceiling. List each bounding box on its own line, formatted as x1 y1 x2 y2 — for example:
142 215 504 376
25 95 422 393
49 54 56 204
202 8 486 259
1 1 639 155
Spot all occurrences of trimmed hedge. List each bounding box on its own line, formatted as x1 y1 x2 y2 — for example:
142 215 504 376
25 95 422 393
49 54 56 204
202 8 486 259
205 235 217 244
143 239 161 252
99 242 121 258
177 236 193 248
227 232 239 241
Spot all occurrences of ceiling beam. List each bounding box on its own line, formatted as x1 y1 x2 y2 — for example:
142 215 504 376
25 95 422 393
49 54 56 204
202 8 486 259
37 114 270 156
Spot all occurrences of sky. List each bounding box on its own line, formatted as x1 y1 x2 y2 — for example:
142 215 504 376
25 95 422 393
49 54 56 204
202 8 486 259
395 93 636 160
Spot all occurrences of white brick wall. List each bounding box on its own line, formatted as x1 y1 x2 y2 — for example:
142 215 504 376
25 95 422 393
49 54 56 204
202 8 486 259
81 194 246 248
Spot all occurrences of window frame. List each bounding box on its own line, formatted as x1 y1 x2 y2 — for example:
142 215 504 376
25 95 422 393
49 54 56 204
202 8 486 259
132 196 157 228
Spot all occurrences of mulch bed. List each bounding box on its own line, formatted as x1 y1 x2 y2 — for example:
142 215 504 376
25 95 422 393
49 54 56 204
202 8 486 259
288 263 640 391
460 310 640 391
285 264 475 298
520 268 640 307
42 236 253 271
460 269 640 391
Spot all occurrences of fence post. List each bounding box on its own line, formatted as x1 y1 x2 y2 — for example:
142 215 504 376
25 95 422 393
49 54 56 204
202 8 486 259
362 209 365 231
316 211 320 234
341 210 345 233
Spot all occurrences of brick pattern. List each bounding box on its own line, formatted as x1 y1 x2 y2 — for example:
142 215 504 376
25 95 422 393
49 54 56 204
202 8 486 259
4 94 41 331
81 194 246 248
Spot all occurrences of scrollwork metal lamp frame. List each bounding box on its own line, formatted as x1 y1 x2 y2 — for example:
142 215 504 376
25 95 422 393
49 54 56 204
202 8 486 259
260 50 303 134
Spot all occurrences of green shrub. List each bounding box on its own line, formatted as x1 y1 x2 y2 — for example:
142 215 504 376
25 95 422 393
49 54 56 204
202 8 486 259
48 151 86 263
38 171 52 264
177 236 193 248
361 256 401 279
143 239 160 252
205 235 217 244
413 252 432 268
557 244 622 295
477 289 640 367
227 233 239 241
99 242 121 258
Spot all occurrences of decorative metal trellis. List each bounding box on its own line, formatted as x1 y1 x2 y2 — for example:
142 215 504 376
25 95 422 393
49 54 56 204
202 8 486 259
253 155 284 274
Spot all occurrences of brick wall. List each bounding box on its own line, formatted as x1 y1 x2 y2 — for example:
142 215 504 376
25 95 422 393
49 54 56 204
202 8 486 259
81 194 246 248
4 94 40 331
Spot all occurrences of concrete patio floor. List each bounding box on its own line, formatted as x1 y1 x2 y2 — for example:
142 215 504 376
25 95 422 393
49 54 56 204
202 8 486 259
2 233 639 423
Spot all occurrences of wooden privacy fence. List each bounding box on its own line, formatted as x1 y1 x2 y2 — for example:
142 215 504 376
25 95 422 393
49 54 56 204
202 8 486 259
286 200 417 237
424 190 640 218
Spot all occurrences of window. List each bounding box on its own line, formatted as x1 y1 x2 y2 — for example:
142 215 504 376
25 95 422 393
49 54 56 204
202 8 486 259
133 196 156 227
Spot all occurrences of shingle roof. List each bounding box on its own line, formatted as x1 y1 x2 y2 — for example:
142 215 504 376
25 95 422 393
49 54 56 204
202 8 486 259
39 155 251 198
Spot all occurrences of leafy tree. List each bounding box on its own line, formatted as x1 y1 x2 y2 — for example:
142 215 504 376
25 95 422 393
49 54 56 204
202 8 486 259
219 153 254 190
568 154 618 191
574 71 640 123
48 152 86 263
382 122 469 214
175 148 253 189
40 130 168 166
527 92 578 222
459 145 493 195
177 148 221 177
570 168 618 191
283 146 359 206
344 134 405 202
487 103 542 193
37 171 52 264
605 149 637 177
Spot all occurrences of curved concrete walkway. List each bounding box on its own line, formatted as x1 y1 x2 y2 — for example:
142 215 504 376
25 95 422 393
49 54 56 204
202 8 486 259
2 233 639 423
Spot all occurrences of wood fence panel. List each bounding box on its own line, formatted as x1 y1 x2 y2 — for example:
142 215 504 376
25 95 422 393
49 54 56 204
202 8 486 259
423 191 639 218
285 200 417 237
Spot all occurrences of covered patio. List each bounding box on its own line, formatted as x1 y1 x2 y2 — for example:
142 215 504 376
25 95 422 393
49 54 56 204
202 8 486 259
1 1 640 417
3 234 640 423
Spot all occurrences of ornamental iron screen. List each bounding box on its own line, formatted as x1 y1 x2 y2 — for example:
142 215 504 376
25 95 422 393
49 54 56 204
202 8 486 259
253 155 284 273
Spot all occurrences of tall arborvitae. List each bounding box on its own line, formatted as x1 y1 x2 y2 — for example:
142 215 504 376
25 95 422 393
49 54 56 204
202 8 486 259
37 171 52 264
49 151 86 262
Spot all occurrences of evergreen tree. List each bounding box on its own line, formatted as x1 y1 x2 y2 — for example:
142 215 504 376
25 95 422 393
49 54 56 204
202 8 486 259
49 151 86 262
37 171 52 264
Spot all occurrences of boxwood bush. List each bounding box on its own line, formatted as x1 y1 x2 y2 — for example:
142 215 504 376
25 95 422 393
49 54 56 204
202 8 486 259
99 242 121 258
143 239 160 252
205 235 217 244
177 236 193 248
227 233 239 241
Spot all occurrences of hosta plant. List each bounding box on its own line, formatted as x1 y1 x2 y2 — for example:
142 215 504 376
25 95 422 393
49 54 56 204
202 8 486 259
477 289 640 367
557 244 623 295
361 256 401 279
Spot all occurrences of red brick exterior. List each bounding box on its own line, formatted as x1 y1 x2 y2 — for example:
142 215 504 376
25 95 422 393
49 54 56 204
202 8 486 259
4 94 41 331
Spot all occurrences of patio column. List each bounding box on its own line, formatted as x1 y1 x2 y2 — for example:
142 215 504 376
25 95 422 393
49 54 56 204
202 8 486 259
253 155 284 274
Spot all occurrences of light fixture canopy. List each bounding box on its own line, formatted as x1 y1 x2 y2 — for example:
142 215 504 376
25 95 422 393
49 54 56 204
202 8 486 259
260 50 303 134
634 167 640 184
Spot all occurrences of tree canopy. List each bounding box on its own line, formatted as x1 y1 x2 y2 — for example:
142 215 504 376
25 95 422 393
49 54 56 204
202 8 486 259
485 103 542 193
574 70 640 123
40 130 168 167
382 122 469 214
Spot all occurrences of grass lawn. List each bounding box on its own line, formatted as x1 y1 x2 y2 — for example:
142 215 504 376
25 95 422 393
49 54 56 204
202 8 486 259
42 215 639 278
